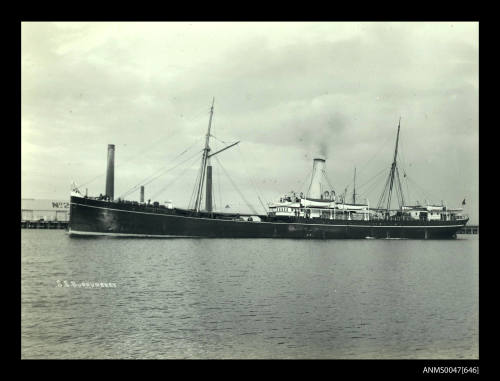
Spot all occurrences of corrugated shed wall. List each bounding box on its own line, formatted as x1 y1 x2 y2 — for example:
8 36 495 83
21 199 70 221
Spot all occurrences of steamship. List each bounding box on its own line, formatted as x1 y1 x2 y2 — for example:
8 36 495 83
68 101 468 239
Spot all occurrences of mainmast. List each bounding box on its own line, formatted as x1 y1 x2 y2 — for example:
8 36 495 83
386 118 401 213
376 117 406 216
194 98 215 212
192 98 241 213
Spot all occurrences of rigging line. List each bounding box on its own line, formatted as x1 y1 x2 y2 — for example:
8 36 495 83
376 172 392 210
397 158 411 197
405 177 429 205
188 164 203 210
405 175 437 203
78 173 106 190
398 137 416 204
297 168 313 196
323 170 335 192
149 152 202 200
340 169 358 200
236 145 268 213
78 138 174 189
241 145 282 197
394 167 403 208
118 138 203 197
122 137 203 191
257 196 267 214
215 156 258 215
404 180 423 204
355 166 391 192
120 150 203 199
409 180 434 205
120 149 204 199
303 169 313 193
355 132 394 178
212 169 217 213
210 134 231 145
377 178 387 206
398 126 412 167
399 175 407 207
186 104 212 121
361 166 389 196
398 146 409 171
392 165 401 208
192 155 207 210
216 159 222 212
360 177 381 198
118 131 181 166
395 166 406 206
141 136 203 181
405 174 411 206
210 119 219 211
349 166 357 203
394 152 412 204
79 132 203 189
394 186 402 209
209 115 217 210
343 164 386 194
222 166 259 215
359 171 388 202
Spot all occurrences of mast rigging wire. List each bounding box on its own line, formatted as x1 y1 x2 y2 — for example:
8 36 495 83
353 132 394 180
355 166 390 192
126 137 203 190
359 169 389 201
236 145 269 214
214 156 258 215
188 163 203 210
78 118 206 189
149 152 203 200
119 148 204 199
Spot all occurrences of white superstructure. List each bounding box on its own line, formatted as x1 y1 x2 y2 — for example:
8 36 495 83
268 157 467 222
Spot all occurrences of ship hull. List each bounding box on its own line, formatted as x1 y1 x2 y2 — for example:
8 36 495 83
69 197 467 239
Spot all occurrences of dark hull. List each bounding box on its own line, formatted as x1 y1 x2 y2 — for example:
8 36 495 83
69 196 467 239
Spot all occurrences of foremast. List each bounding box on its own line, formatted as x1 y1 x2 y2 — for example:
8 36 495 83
377 118 406 216
193 98 240 213
194 98 215 212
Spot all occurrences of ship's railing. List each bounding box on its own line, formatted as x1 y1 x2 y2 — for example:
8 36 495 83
368 214 468 222
369 215 417 222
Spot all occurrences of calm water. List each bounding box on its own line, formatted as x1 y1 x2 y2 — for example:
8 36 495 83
21 230 478 359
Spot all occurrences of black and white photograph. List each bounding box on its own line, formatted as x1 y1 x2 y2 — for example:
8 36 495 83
21 21 479 363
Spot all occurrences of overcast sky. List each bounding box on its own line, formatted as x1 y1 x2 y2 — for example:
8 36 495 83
21 22 479 222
